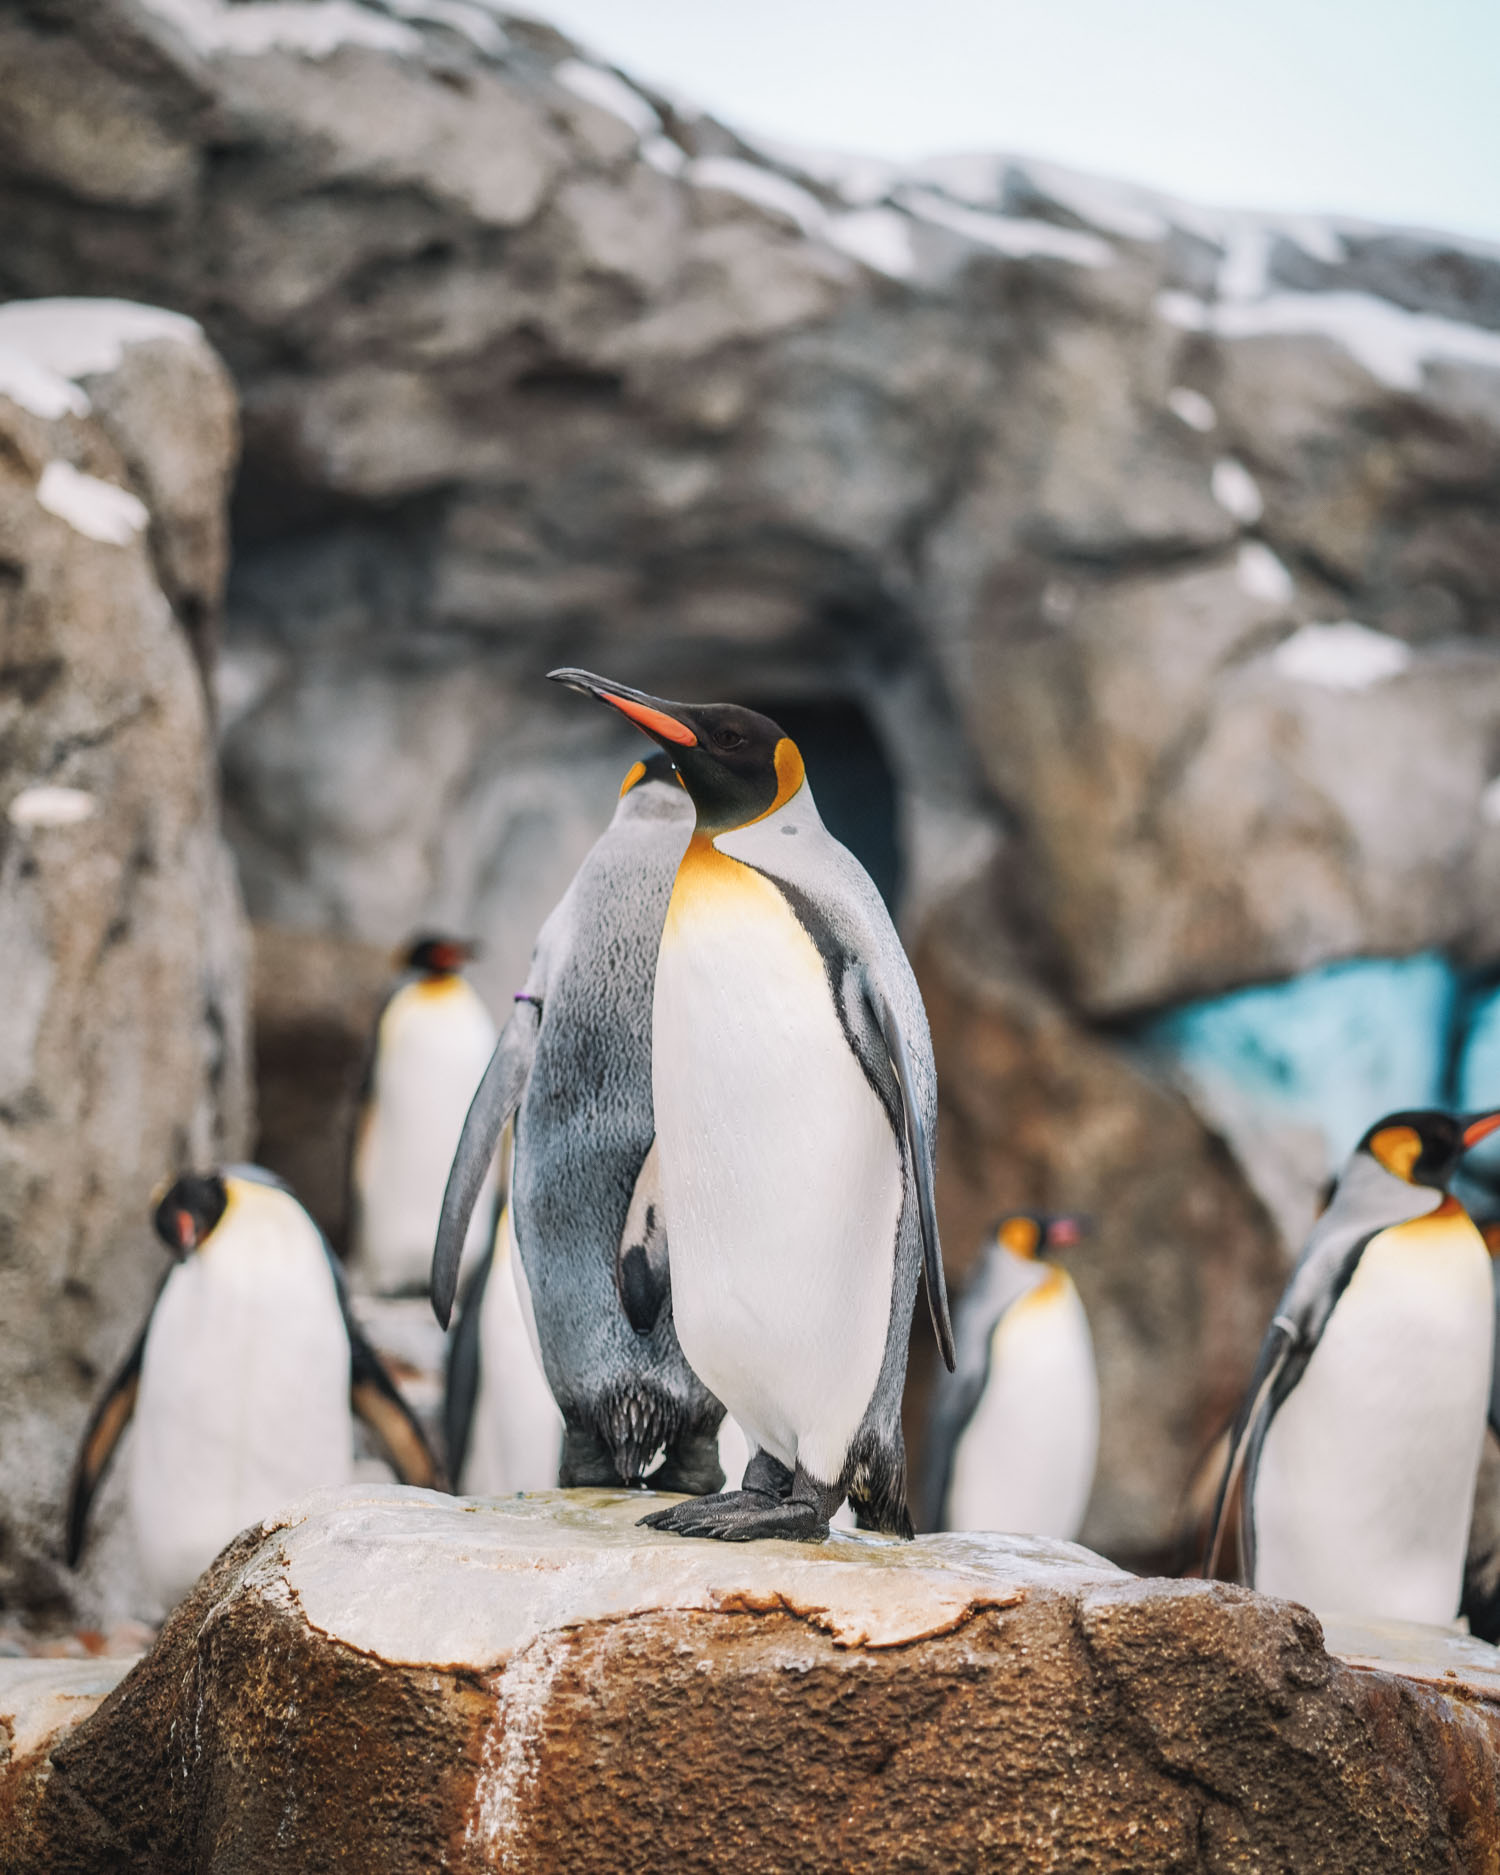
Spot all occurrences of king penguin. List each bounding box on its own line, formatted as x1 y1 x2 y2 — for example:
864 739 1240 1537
348 935 498 1296
433 752 726 1492
920 1213 1097 1538
1206 1108 1500 1625
445 1196 565 1495
67 1167 439 1611
547 669 955 1542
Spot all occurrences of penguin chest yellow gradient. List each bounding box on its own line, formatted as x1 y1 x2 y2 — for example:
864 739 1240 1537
129 1177 353 1611
946 1270 1099 1540
1254 1199 1494 1625
653 836 902 1482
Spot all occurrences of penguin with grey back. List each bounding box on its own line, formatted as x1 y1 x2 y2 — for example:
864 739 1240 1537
920 1212 1096 1537
68 1166 439 1611
549 670 954 1543
1207 1108 1500 1625
433 752 725 1492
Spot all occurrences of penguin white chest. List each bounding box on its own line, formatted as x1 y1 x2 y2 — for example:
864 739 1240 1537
462 1206 563 1496
945 1272 1098 1539
1254 1206 1494 1625
129 1183 353 1609
652 843 902 1483
356 979 498 1293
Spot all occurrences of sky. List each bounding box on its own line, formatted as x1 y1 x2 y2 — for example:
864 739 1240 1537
530 0 1500 245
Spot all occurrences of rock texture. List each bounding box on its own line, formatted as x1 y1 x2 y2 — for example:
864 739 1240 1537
7 1487 1500 1873
5 0 1500 1562
0 296 251 1627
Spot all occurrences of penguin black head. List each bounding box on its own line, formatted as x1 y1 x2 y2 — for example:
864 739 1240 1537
1356 1108 1500 1191
549 670 804 834
993 1213 1087 1260
402 934 478 977
153 1173 228 1259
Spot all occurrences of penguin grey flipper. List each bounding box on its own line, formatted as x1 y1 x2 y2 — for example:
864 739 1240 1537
866 976 955 1371
64 1307 156 1567
432 998 541 1329
1204 1316 1302 1581
348 1321 444 1489
616 1137 670 1335
444 1229 495 1488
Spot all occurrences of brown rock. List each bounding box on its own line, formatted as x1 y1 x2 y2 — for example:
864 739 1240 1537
8 1488 1500 1873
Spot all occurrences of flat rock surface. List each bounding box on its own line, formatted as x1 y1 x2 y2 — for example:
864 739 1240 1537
6 1488 1500 1873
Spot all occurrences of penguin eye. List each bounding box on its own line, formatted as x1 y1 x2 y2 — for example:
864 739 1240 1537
710 726 746 753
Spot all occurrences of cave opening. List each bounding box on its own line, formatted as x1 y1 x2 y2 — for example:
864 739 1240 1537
745 695 902 913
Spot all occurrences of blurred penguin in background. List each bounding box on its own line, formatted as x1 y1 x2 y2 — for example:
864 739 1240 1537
349 935 498 1296
67 1167 439 1611
445 1199 564 1495
433 752 727 1493
920 1213 1097 1539
1207 1108 1500 1626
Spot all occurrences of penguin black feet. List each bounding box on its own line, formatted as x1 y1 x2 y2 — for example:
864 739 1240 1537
640 1451 844 1543
647 1426 726 1497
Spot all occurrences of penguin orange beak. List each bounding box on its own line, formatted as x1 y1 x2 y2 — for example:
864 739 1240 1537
548 669 699 749
1463 1112 1500 1149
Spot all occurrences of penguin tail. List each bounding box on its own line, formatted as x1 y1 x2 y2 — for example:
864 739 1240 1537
844 1431 914 1539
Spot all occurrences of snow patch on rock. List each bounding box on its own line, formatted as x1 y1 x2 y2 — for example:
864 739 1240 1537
1167 386 1216 432
827 207 916 279
1236 541 1294 605
690 157 828 236
897 188 1111 267
8 786 97 830
0 347 90 422
553 59 658 138
0 299 201 390
37 462 149 545
140 0 421 58
1272 620 1411 692
1212 458 1264 525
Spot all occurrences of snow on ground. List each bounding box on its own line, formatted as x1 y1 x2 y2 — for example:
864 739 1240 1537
36 462 149 546
1271 621 1411 692
553 58 659 137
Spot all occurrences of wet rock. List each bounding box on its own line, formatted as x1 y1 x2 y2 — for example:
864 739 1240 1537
0 298 251 1628
8 1487 1500 1873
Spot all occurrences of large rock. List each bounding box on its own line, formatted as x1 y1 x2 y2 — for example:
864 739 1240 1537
0 297 251 1626
7 1487 1500 1873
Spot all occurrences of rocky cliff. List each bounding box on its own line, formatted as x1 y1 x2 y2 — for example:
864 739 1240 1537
0 295 252 1626
3 0 1499 1562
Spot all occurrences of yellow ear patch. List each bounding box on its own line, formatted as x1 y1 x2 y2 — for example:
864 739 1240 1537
998 1215 1041 1259
1370 1124 1423 1182
619 760 647 798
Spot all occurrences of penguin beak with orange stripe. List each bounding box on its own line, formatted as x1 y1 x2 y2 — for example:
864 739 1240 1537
549 668 805 834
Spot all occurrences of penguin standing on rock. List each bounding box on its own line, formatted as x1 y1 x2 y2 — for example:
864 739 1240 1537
349 935 498 1296
67 1167 439 1611
548 670 955 1542
433 753 726 1492
1206 1109 1500 1625
920 1213 1096 1538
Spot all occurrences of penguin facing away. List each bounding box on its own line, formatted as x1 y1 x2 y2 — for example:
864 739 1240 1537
67 1167 440 1610
548 669 955 1543
1206 1108 1500 1626
445 1197 565 1495
349 935 498 1296
433 753 726 1492
920 1213 1097 1538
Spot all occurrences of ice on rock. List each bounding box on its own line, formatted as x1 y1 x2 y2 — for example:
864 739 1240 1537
1272 621 1411 692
